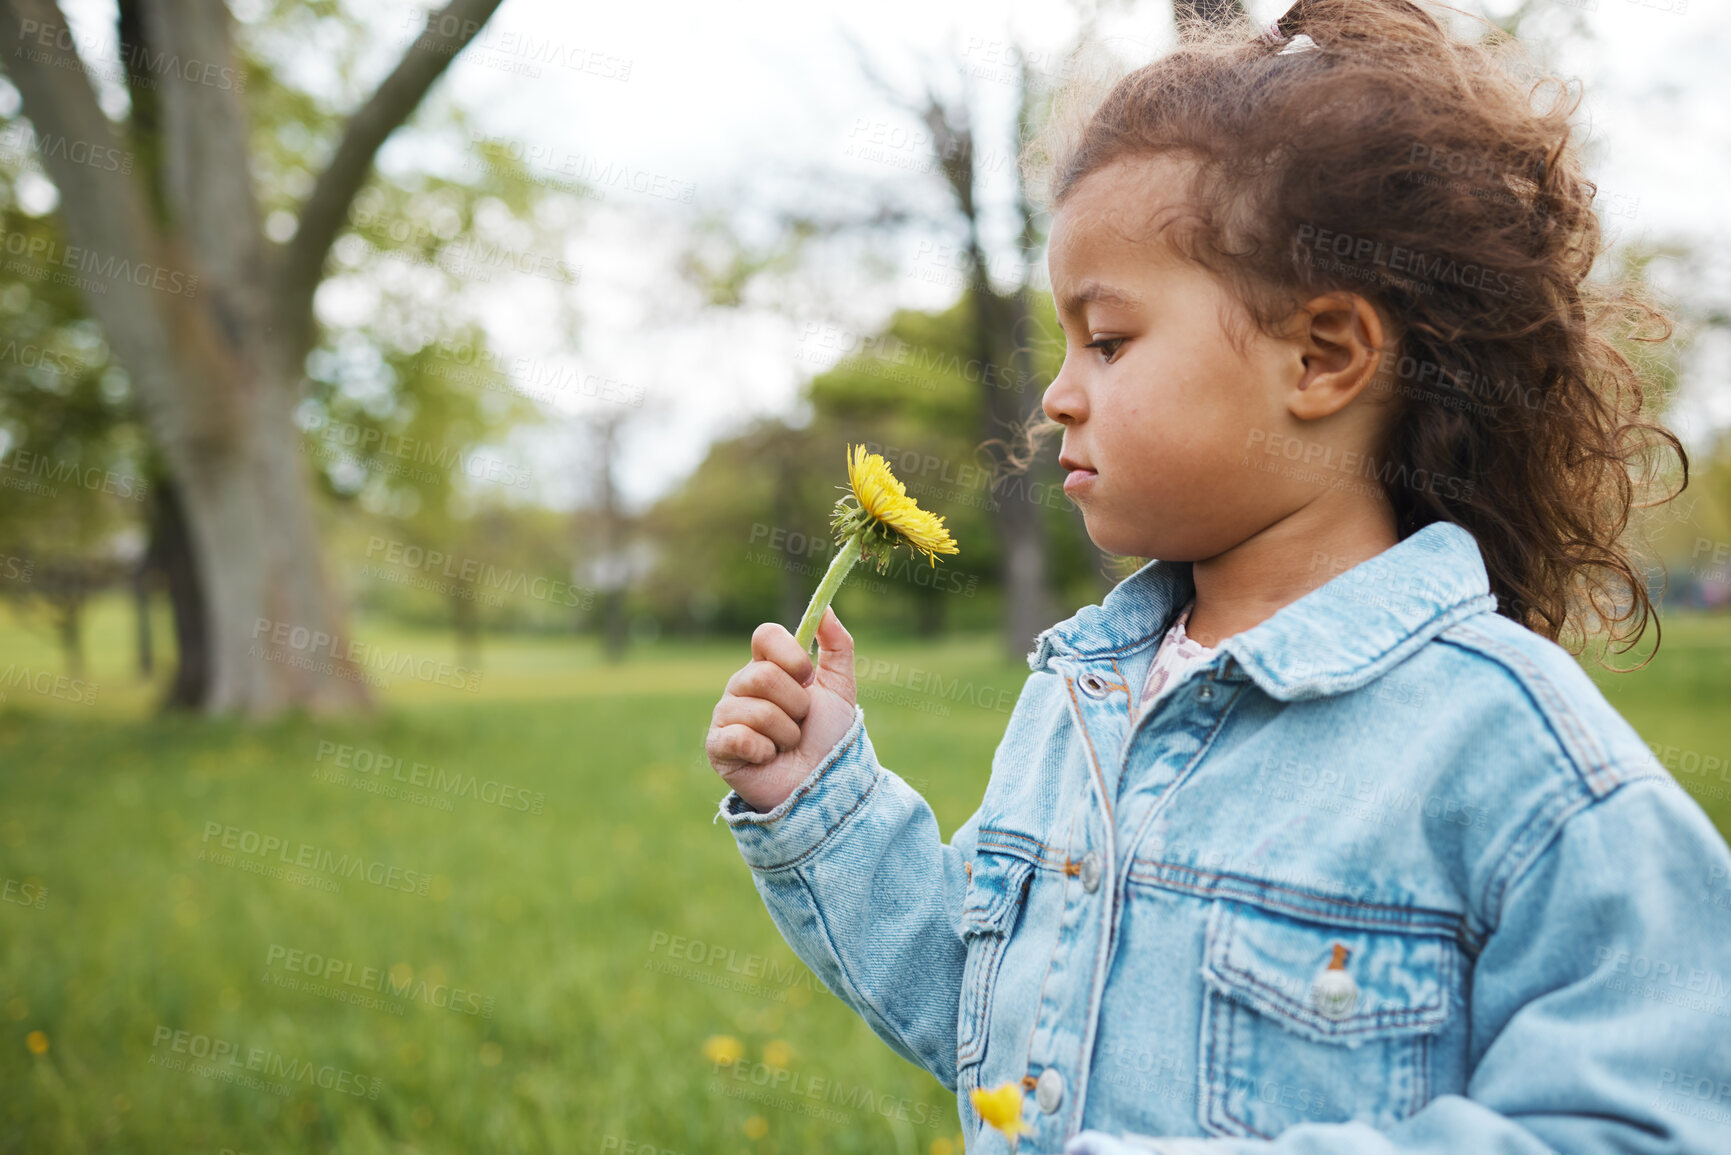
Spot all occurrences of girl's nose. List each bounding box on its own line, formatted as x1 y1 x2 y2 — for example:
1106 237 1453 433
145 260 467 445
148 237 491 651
1043 359 1087 425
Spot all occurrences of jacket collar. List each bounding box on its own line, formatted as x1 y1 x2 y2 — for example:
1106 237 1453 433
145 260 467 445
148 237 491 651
1026 521 1499 701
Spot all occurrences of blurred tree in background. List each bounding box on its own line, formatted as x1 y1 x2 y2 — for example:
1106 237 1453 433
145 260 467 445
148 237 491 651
2 0 1727 724
0 0 588 712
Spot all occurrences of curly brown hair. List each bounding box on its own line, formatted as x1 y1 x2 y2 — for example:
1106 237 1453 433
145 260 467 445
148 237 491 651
1009 0 1685 659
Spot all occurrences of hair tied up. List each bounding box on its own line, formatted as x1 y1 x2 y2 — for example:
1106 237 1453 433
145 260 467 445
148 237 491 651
1261 0 1307 44
1019 0 1689 659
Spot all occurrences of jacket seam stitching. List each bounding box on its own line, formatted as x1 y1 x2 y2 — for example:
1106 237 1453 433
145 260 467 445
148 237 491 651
1128 862 1465 933
1438 623 1615 793
1477 778 1591 934
1483 778 1658 936
1219 595 1495 698
960 862 1030 1074
1063 675 1115 826
1018 842 1069 1119
746 765 882 873
1208 905 1450 1032
1112 687 1245 904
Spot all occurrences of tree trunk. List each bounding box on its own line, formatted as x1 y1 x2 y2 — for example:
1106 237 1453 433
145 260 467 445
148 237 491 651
601 589 628 662
913 582 945 637
908 80 1054 663
980 336 1053 660
147 476 209 711
133 560 153 678
52 593 84 678
452 589 480 672
767 430 808 632
0 0 503 714
588 413 632 663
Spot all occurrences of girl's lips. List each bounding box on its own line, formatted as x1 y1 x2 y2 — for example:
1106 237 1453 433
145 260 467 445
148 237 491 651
1063 468 1097 495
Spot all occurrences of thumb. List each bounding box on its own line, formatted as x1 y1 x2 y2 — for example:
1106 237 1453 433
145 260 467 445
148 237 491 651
813 605 856 694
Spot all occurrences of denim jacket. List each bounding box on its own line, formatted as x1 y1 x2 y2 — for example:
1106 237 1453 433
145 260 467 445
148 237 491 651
717 521 1731 1154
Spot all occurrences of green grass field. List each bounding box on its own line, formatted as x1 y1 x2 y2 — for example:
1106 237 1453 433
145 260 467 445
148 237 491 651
2 599 1728 1154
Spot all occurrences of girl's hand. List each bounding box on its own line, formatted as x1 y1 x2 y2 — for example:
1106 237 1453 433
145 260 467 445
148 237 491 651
707 606 857 813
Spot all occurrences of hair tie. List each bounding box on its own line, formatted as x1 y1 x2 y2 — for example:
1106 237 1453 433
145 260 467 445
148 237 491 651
1261 1 1318 54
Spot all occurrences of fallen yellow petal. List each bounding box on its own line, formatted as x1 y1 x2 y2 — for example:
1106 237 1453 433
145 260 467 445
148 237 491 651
970 1080 1032 1136
702 1034 744 1066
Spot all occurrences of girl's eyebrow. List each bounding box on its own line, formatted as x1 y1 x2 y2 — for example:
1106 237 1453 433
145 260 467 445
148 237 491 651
1058 279 1139 317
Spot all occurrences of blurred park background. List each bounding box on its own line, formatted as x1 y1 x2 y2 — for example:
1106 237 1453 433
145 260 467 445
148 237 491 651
1 0 1729 1151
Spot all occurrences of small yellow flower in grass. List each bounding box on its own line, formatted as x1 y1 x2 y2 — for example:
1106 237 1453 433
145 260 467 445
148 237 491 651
703 1034 744 1066
971 1081 1032 1137
25 1030 48 1055
792 444 961 652
743 1114 769 1139
763 1038 793 1069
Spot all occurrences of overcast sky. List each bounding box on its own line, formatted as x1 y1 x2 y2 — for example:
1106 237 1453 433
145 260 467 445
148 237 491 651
58 0 1731 512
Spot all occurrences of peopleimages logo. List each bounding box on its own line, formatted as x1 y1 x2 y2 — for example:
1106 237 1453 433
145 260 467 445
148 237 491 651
314 740 546 815
0 664 98 706
13 18 247 92
249 617 480 692
0 228 198 297
363 537 591 609
1295 222 1522 299
199 821 433 896
264 944 495 1018
148 1026 381 1098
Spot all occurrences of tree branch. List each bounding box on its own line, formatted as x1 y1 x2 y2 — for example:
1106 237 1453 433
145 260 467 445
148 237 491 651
139 0 265 323
276 0 505 357
0 0 238 455
0 0 163 269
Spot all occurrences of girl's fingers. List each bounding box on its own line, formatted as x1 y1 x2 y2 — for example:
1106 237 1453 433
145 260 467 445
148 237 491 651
712 694 802 753
724 660 811 722
708 722 777 767
751 622 815 685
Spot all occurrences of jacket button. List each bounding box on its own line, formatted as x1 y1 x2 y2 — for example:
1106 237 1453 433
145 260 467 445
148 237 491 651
1079 851 1103 893
1310 966 1360 1019
1076 671 1110 698
1035 1067 1064 1113
1197 683 1215 701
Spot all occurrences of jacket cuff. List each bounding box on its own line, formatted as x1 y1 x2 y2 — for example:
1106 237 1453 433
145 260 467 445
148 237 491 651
715 702 879 871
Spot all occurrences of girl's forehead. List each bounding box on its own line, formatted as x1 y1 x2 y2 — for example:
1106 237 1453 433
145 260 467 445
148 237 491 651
1050 156 1198 264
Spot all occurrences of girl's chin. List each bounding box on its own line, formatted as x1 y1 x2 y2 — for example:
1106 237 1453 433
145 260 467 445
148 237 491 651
1082 514 1177 562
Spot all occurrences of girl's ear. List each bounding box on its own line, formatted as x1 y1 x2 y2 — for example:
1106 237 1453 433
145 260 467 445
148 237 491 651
1286 292 1389 421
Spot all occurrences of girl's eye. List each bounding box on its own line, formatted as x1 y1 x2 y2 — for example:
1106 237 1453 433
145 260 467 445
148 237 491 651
1086 336 1126 363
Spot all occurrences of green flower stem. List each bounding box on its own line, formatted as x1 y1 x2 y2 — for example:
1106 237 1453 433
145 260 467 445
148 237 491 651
793 532 863 653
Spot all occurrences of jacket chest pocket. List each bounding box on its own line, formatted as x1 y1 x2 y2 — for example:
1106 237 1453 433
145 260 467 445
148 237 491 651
956 851 1035 1079
1198 899 1458 1140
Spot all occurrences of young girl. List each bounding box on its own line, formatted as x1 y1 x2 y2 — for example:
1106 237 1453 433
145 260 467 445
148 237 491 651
706 1 1731 1151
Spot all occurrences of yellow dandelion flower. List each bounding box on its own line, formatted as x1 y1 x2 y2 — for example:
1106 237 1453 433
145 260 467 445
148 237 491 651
25 1030 48 1055
970 1081 1031 1137
702 1034 744 1066
843 445 960 567
792 444 962 652
763 1038 793 1069
743 1115 769 1139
